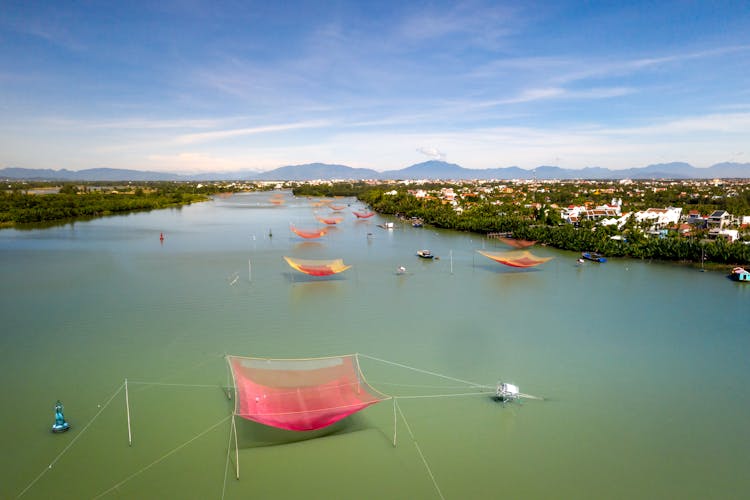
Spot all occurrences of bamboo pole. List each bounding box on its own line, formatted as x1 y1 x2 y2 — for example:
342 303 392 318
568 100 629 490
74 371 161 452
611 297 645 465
232 415 239 480
392 398 397 447
125 378 132 446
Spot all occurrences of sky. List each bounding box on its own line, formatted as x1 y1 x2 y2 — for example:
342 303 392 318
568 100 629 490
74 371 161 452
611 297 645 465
1 0 749 173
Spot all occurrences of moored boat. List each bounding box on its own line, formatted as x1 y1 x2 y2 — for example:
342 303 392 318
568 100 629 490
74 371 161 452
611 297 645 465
582 252 607 263
729 267 750 282
416 249 434 259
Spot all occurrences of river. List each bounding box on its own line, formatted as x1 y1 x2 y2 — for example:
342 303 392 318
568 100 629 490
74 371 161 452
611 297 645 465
1 191 748 499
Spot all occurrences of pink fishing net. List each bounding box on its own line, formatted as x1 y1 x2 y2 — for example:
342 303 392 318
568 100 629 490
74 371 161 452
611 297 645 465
227 355 388 431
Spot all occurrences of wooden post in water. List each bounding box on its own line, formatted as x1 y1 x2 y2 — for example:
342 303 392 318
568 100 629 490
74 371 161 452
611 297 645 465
232 415 240 479
393 398 397 447
125 378 132 446
248 259 252 282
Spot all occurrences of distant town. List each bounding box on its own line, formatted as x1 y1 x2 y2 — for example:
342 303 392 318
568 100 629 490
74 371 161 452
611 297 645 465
2 176 749 264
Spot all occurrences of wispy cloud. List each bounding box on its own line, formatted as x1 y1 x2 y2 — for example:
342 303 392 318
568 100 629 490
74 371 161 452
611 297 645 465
176 120 331 144
597 112 750 136
39 117 236 130
470 86 633 108
554 45 750 85
396 2 520 50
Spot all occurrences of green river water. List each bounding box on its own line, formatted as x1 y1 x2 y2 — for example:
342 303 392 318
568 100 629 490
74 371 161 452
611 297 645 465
1 191 749 499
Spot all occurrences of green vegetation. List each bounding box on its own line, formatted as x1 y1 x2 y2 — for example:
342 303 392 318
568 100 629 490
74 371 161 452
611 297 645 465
0 182 224 226
355 183 750 265
292 182 371 197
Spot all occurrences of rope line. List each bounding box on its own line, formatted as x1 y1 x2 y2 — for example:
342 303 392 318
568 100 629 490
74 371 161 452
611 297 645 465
395 391 495 400
128 381 226 389
127 354 225 394
17 383 125 499
519 393 544 401
396 400 445 500
92 415 230 499
360 354 491 389
370 381 489 389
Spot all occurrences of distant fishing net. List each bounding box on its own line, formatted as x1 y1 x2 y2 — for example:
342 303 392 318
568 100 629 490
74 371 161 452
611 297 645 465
283 256 352 276
497 237 536 248
477 250 553 268
289 224 328 239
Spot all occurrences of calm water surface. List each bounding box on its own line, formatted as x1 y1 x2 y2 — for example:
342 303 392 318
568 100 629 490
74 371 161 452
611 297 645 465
1 192 749 499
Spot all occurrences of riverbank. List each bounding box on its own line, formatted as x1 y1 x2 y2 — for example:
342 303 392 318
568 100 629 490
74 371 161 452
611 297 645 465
0 187 214 228
356 189 750 266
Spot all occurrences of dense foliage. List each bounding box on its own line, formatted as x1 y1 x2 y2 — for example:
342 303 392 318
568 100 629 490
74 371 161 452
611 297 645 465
0 182 220 226
291 182 370 197
358 188 750 265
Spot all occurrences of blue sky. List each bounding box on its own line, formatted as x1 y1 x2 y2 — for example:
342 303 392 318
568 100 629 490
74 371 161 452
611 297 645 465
1 1 749 173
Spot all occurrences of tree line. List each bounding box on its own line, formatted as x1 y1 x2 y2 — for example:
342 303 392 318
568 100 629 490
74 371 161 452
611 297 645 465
0 182 219 226
356 188 750 265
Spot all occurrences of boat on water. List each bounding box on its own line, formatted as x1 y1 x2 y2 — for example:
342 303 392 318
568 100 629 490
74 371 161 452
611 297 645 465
582 252 607 263
729 267 750 282
416 249 434 259
411 218 424 228
494 382 520 403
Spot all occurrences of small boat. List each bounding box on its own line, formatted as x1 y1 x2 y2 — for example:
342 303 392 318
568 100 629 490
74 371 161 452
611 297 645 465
411 218 424 228
378 222 395 230
416 250 434 259
582 252 607 263
494 382 520 403
396 266 407 275
729 267 750 282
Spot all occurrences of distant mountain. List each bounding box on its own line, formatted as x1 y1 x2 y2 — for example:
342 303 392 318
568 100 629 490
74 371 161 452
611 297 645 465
255 163 379 181
2 161 750 181
0 167 183 181
386 160 468 179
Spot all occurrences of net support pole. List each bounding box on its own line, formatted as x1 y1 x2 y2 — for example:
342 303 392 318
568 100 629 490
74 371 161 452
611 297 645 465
125 378 132 446
248 259 252 283
225 359 232 400
392 398 397 447
232 414 240 480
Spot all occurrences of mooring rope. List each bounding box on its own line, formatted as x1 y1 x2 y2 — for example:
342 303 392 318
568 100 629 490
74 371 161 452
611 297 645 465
359 354 491 389
17 383 125 499
92 415 230 499
395 400 445 500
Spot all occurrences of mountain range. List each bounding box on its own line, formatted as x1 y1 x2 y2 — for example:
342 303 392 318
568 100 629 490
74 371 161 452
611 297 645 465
2 161 750 181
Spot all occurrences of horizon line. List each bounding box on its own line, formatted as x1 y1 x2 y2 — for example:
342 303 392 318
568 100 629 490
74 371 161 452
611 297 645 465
3 159 750 176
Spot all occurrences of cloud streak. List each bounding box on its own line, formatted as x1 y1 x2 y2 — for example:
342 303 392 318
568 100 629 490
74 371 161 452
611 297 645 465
176 120 331 144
